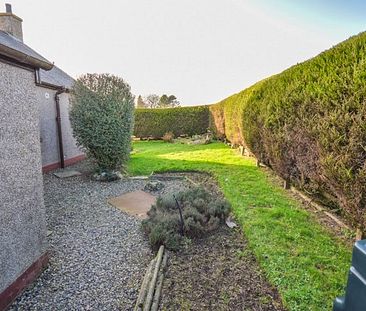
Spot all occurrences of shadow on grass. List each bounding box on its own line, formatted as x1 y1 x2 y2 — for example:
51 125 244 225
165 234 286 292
129 141 351 311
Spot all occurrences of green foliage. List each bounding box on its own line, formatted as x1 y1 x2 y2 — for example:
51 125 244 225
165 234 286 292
134 106 209 138
130 141 351 311
142 186 231 251
70 73 135 171
142 94 180 108
209 32 366 232
159 94 180 108
208 102 226 139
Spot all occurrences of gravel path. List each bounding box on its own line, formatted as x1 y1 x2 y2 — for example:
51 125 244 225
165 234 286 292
9 161 188 311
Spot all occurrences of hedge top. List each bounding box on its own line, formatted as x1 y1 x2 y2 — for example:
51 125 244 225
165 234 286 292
134 105 210 138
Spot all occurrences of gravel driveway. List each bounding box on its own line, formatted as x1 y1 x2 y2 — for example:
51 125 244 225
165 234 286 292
9 162 187 311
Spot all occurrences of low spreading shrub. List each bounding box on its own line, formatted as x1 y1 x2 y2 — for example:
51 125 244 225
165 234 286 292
70 73 135 172
134 106 209 138
142 186 231 250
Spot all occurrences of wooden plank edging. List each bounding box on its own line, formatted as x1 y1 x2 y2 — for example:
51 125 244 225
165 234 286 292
290 186 351 230
151 253 168 311
135 245 167 311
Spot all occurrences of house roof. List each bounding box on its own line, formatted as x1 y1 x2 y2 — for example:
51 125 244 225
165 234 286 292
0 30 75 89
0 30 53 70
39 66 75 90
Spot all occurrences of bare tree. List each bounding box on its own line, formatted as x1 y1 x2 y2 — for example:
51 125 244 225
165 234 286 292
143 94 180 108
144 94 160 108
136 95 146 108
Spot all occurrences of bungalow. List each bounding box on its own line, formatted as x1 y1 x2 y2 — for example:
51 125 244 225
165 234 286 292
0 4 83 310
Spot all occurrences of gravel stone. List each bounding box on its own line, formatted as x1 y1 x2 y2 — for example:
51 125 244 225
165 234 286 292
143 181 164 192
9 161 190 311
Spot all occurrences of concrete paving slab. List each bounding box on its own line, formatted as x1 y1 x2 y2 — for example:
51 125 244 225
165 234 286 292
108 190 156 219
53 170 82 178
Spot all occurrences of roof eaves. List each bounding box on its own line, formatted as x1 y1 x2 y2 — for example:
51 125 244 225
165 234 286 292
36 80 70 91
0 42 53 70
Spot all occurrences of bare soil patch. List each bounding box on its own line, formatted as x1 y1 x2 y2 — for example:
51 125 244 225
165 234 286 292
153 172 285 311
160 227 285 311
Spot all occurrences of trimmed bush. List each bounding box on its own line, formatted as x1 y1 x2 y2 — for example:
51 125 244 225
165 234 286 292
134 106 209 138
70 73 135 171
209 32 366 234
142 186 231 250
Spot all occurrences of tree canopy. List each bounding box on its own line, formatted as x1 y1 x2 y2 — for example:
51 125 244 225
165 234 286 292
138 94 180 108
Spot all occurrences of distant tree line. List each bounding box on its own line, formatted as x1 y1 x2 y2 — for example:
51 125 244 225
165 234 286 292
136 94 180 108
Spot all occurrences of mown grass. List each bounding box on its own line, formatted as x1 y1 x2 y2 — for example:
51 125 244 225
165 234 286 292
129 141 351 311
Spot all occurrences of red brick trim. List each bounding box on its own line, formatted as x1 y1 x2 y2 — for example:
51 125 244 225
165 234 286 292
0 252 49 311
41 161 60 173
64 154 85 167
42 154 85 173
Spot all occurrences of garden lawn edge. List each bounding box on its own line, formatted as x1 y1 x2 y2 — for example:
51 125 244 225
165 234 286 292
129 141 351 311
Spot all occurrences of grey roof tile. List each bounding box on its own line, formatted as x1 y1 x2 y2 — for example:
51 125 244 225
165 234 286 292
0 30 74 88
39 66 75 89
0 30 52 69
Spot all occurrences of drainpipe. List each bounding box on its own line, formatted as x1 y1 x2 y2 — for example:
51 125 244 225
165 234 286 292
55 88 66 169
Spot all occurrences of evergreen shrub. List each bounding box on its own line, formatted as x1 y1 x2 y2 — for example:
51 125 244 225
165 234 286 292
209 32 366 233
70 73 135 171
134 106 209 138
142 186 231 250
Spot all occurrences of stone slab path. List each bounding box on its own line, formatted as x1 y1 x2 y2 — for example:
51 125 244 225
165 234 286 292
108 190 156 219
53 170 82 178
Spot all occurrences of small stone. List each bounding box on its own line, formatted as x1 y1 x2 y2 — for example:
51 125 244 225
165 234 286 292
225 217 238 229
92 170 122 182
144 181 164 192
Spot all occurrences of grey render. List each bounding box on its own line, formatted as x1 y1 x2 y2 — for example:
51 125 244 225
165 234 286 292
0 12 22 41
37 55 83 169
0 29 83 169
0 61 47 292
0 4 83 299
38 84 82 167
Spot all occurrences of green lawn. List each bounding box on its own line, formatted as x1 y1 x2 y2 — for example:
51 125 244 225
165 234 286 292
129 141 351 311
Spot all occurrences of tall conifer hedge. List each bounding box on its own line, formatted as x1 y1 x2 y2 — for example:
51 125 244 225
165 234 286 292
134 106 209 138
210 32 366 233
133 32 366 232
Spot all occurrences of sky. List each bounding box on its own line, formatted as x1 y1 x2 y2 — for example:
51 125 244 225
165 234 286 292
4 0 366 106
